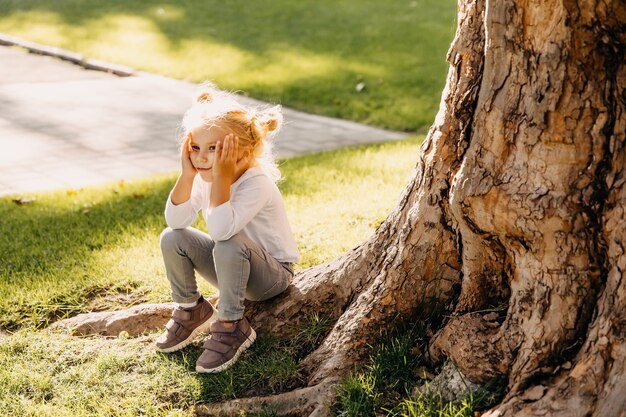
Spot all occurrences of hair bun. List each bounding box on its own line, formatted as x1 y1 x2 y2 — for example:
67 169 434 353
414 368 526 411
196 91 213 103
194 81 219 103
264 118 279 132
257 105 282 134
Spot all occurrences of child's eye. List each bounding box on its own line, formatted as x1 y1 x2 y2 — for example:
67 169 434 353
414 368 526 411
208 146 216 151
191 145 200 151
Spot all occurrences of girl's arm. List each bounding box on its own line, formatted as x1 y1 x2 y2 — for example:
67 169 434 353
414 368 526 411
207 134 267 241
171 135 198 205
209 134 251 209
207 175 271 241
165 174 205 229
164 138 203 229
170 173 195 205
209 175 230 209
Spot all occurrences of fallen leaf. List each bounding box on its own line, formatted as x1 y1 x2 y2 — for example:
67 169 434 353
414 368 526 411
12 197 36 205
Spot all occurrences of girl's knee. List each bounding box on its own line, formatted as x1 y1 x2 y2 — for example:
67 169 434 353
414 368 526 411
160 227 188 251
213 234 247 258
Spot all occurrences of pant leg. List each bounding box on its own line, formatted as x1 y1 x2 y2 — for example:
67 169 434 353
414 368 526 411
160 227 219 304
213 233 294 321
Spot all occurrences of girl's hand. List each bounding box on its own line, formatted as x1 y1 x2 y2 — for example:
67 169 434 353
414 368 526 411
212 134 250 183
180 134 197 179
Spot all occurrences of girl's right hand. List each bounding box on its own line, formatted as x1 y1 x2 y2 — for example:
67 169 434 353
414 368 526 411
181 134 197 179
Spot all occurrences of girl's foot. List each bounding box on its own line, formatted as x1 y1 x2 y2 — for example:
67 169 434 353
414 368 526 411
195 317 256 373
156 295 217 353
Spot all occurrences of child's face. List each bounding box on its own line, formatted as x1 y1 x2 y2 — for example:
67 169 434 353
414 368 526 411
188 124 247 182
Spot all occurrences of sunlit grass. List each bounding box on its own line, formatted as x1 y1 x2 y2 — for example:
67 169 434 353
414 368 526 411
0 320 327 417
0 0 456 131
0 136 422 331
0 135 423 414
0 331 196 416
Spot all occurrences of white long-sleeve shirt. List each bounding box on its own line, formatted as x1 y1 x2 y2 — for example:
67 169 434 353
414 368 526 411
165 166 299 263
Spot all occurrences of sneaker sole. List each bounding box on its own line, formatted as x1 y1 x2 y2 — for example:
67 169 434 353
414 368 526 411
156 309 217 353
195 327 257 373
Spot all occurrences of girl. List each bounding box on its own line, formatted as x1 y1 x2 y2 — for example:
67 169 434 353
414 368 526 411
156 82 299 373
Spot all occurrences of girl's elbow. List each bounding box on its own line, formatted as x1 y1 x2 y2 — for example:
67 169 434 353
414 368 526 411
165 217 192 230
210 230 233 241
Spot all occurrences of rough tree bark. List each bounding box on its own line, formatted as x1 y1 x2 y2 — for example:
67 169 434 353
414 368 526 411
197 0 626 415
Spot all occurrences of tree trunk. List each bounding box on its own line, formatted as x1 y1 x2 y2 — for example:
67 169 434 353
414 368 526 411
208 0 626 415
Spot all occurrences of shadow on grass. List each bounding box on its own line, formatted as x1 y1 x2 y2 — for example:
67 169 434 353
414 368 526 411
159 312 331 404
159 335 304 404
0 132 424 331
0 176 176 330
0 0 453 63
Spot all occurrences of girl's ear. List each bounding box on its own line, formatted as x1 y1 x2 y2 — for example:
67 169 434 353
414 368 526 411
236 149 252 170
240 148 251 161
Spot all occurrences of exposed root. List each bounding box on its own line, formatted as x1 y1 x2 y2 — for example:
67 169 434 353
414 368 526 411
429 313 510 384
195 378 340 417
49 303 174 337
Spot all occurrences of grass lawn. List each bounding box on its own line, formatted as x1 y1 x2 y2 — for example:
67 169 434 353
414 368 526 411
1 137 424 415
0 137 423 332
0 137 500 416
0 0 456 132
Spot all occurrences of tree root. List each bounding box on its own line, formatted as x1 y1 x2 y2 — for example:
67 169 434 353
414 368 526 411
194 378 340 417
48 302 175 337
429 313 510 384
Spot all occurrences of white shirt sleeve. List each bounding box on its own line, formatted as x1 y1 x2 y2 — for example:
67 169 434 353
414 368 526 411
164 175 206 229
206 175 271 241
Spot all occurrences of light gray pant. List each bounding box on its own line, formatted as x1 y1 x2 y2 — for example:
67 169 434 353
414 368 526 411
160 227 294 321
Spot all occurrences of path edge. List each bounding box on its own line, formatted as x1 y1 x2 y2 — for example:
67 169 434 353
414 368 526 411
0 32 135 77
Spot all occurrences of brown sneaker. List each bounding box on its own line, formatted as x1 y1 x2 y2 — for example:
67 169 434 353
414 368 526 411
156 295 217 353
195 317 256 373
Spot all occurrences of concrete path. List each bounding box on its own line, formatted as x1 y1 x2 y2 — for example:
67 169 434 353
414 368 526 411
0 41 407 196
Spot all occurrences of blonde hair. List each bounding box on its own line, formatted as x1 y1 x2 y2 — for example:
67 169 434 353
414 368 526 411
181 81 284 183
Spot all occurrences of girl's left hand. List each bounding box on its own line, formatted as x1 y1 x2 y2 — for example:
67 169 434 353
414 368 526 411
212 134 250 183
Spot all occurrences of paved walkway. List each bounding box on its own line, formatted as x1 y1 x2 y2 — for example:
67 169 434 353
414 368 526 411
0 42 407 196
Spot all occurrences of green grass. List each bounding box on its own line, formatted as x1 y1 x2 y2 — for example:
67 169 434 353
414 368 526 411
0 136 422 332
333 317 502 417
0 137 422 414
334 319 427 416
0 0 456 131
0 313 330 417
388 391 498 417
